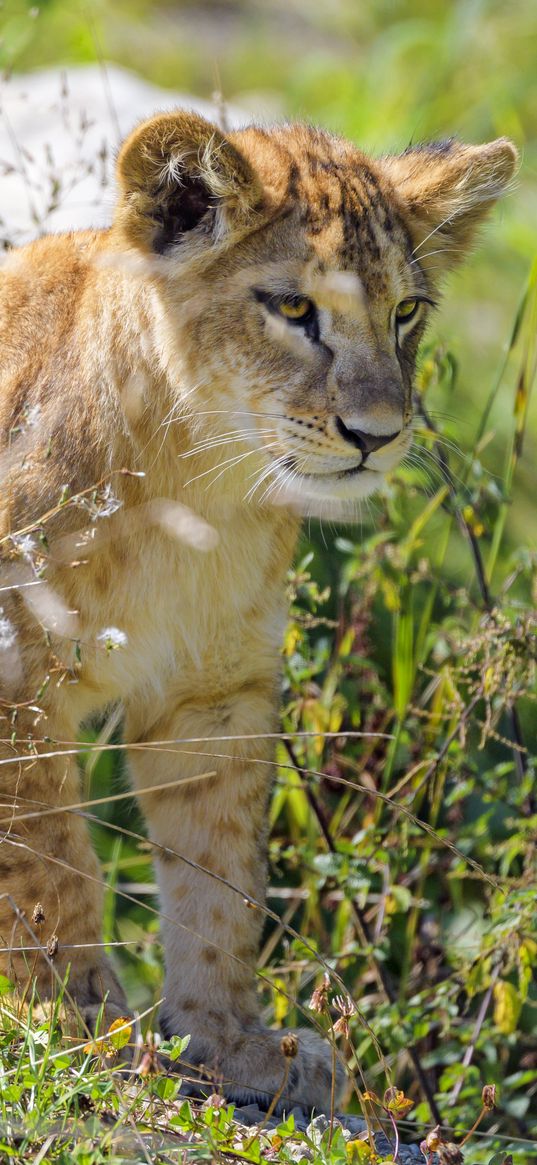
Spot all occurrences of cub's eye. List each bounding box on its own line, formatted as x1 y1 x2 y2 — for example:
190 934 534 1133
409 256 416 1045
278 297 314 321
253 289 319 339
395 298 420 323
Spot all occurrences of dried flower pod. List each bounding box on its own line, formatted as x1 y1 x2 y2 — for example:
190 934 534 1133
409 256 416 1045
438 1143 464 1164
332 1015 350 1038
333 993 356 1017
137 1032 162 1077
482 1083 497 1109
308 972 330 1013
31 902 45 926
424 1126 442 1151
280 1033 299 1059
46 934 59 958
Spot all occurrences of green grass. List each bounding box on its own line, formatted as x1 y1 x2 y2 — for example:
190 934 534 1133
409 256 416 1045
0 2 536 1162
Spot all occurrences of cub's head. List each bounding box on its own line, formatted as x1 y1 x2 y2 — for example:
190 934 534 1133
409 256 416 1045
113 112 517 519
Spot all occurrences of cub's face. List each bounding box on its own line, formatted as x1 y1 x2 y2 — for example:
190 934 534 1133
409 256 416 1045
114 116 517 519
194 186 423 516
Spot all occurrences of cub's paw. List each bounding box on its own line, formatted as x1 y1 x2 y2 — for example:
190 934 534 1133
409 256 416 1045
174 1026 345 1115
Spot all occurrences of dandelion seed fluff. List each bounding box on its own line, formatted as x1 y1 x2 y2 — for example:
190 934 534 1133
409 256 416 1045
0 609 17 651
97 626 128 649
11 534 37 562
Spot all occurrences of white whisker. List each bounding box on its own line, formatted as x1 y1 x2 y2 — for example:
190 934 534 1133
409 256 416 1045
179 429 275 460
411 209 461 258
410 246 458 266
244 453 290 504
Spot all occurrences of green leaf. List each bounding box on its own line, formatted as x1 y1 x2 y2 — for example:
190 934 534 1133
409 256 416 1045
154 1075 180 1101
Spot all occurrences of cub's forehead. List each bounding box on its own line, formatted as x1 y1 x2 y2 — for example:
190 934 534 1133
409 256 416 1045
230 122 415 296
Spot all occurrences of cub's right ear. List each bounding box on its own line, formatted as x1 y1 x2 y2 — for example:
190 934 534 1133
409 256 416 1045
114 111 263 255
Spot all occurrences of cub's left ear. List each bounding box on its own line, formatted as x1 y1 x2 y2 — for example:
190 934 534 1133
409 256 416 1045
382 138 519 275
114 111 263 254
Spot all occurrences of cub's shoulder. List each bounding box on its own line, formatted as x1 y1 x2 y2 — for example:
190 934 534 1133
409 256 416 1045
1 228 105 298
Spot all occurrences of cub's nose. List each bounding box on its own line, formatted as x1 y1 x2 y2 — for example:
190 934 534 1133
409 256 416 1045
335 416 401 456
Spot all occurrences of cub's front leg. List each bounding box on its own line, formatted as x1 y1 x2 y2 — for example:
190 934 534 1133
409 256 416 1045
0 706 128 1032
126 687 343 1113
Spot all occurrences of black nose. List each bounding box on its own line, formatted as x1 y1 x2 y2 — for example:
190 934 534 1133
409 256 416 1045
335 416 401 456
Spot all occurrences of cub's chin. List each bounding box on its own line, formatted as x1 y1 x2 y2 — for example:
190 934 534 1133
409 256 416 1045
268 465 389 523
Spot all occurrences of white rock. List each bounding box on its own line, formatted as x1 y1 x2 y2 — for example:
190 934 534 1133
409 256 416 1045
0 63 246 243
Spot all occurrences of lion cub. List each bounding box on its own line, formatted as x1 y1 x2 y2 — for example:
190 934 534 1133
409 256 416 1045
0 111 516 1111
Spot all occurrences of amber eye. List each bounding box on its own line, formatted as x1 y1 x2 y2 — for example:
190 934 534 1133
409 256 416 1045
395 298 420 323
278 297 314 320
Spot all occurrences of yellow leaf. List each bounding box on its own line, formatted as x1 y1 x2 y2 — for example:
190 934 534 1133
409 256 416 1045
462 504 485 537
283 625 301 657
363 1090 381 1105
380 577 400 613
272 978 288 1026
384 1086 414 1118
519 940 537 1000
493 981 522 1035
519 938 537 964
83 1039 100 1055
107 1016 133 1050
346 1139 378 1163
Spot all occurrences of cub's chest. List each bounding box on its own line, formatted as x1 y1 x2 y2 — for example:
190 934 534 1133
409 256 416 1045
61 507 297 707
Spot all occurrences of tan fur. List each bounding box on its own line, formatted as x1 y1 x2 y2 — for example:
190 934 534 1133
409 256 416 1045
0 112 517 1110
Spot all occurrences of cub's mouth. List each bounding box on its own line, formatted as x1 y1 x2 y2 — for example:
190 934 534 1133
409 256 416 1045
297 461 368 477
262 427 412 520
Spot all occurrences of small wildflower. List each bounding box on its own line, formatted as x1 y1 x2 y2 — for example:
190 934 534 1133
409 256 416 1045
309 972 330 1013
32 902 45 926
333 993 356 1038
280 1033 299 1059
97 626 128 651
202 1092 226 1109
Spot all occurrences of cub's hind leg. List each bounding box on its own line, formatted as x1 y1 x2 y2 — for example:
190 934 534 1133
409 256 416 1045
0 709 127 1032
126 690 344 1115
